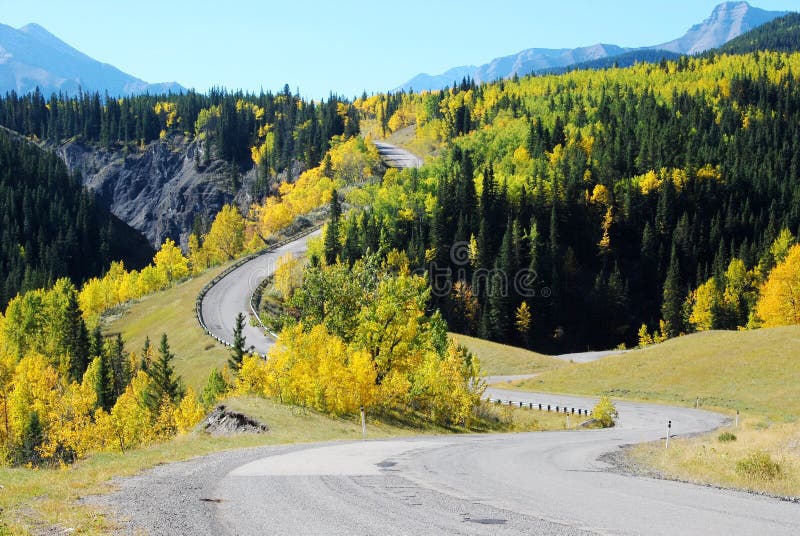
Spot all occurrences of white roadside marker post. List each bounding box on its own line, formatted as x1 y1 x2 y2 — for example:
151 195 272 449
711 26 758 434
665 420 672 450
360 405 367 441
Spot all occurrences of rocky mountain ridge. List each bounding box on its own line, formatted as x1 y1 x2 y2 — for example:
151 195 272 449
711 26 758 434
395 2 788 92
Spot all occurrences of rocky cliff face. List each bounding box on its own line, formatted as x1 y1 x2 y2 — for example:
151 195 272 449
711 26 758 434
55 136 250 249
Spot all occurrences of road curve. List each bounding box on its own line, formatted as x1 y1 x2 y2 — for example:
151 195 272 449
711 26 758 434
199 141 421 356
99 390 798 536
200 230 322 356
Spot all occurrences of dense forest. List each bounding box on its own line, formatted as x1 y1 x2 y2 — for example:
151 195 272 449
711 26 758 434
0 87 359 200
348 49 800 352
715 12 800 55
0 129 152 308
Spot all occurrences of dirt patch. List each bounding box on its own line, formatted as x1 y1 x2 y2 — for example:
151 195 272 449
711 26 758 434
198 405 269 436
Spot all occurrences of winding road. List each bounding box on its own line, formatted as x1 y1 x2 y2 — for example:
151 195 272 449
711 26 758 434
101 389 799 535
160 142 800 535
200 141 422 357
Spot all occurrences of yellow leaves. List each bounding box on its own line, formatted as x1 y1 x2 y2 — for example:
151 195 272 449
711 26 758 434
598 206 613 253
696 164 722 183
236 354 271 397
153 238 189 284
273 253 303 299
515 302 532 334
689 278 719 331
174 388 205 433
154 101 178 129
638 170 662 195
590 184 611 205
756 244 800 327
203 204 246 263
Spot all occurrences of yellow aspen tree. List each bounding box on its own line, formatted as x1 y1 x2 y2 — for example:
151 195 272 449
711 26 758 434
689 278 719 331
203 204 245 263
153 238 189 283
756 244 800 326
174 388 205 433
273 253 303 299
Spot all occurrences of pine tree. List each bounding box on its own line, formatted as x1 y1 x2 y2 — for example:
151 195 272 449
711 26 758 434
94 352 114 412
65 288 90 382
146 333 184 408
139 336 152 373
324 189 342 265
109 333 130 398
201 368 228 407
19 411 43 465
661 243 684 337
229 313 247 372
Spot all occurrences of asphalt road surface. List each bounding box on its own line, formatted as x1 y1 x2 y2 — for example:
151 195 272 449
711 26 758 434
200 229 321 356
185 142 799 535
98 388 799 536
374 141 424 168
199 142 422 356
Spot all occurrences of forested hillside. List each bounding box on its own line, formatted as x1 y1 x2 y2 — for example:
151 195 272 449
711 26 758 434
351 50 800 352
0 128 152 308
715 12 800 54
0 87 359 200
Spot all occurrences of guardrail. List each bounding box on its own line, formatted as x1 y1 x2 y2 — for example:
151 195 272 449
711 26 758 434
195 224 323 357
249 274 278 340
485 396 592 417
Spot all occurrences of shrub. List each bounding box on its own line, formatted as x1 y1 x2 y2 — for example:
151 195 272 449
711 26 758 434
591 396 618 428
717 431 737 442
736 450 782 480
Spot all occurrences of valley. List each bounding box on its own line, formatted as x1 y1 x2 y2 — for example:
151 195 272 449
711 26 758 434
0 2 799 535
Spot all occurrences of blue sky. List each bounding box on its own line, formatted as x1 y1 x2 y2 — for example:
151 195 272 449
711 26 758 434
3 1 797 99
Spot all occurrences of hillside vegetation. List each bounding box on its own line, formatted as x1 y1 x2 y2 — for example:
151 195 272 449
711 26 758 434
451 333 564 376
0 129 152 308
515 326 800 420
715 12 800 55
351 50 800 354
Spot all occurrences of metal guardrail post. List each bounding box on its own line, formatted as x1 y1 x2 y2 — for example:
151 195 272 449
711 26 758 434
195 224 323 350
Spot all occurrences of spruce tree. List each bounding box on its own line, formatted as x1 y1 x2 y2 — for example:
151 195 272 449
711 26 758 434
19 411 43 465
661 243 684 337
65 288 90 383
139 336 152 373
324 189 341 265
94 352 114 412
146 333 183 408
229 313 247 372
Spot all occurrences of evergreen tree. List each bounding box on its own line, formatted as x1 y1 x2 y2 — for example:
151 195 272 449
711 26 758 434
19 411 44 465
201 368 228 407
139 336 152 373
661 243 684 337
94 352 114 412
65 288 90 382
146 333 184 408
324 189 342 265
229 313 247 372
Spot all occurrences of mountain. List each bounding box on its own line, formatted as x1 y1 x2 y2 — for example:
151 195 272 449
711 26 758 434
394 2 788 92
0 127 153 307
0 22 184 96
713 12 800 54
539 49 682 76
655 1 787 54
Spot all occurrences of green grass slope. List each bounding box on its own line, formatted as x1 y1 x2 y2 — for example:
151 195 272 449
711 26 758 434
103 264 232 391
515 326 800 420
451 333 565 376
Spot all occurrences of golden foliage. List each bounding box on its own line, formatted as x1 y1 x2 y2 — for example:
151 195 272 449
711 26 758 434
757 245 800 327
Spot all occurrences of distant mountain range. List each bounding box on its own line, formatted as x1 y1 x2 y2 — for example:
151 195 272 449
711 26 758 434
395 2 788 92
0 22 184 96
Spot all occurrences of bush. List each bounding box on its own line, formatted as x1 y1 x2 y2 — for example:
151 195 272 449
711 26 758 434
590 396 618 428
718 431 737 442
736 450 782 480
